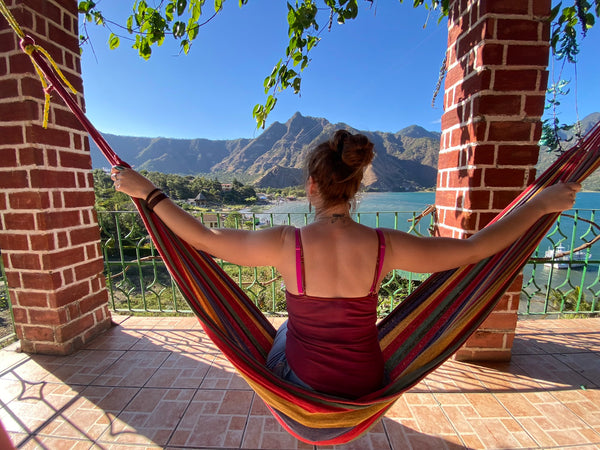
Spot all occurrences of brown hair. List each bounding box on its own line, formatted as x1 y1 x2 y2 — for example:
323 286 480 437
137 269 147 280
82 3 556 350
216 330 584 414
306 130 375 209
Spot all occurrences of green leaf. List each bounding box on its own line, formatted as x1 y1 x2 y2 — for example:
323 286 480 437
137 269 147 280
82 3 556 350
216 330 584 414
187 20 199 40
549 3 562 22
181 39 191 54
177 0 187 16
215 0 224 12
165 3 175 21
173 21 186 38
108 33 120 49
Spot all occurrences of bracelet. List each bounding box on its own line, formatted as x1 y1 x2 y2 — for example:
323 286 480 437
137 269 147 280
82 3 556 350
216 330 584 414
147 192 168 210
145 188 161 204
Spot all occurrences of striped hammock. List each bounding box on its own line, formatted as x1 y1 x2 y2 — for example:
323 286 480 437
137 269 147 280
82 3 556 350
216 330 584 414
13 31 600 445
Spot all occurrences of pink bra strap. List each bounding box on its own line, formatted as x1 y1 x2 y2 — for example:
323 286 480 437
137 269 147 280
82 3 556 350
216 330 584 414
295 228 305 295
370 228 386 295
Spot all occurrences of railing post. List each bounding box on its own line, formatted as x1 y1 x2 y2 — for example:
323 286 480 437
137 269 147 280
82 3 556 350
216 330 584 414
436 0 551 361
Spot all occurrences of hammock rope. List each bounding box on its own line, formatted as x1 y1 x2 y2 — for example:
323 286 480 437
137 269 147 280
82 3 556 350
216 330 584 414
2 3 600 444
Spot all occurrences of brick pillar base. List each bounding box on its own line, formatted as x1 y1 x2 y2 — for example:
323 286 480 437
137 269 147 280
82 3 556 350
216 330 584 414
436 0 551 361
0 0 111 355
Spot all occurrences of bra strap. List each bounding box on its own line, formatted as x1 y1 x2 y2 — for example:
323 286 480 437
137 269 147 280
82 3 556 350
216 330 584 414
295 228 306 295
369 228 386 295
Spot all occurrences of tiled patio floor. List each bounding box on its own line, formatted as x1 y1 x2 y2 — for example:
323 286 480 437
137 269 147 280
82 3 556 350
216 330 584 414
1 316 599 450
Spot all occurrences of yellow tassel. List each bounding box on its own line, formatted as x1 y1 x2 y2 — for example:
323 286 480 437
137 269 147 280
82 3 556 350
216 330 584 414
1 0 78 128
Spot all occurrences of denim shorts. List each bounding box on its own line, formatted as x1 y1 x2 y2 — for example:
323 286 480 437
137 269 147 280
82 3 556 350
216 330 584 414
266 320 313 390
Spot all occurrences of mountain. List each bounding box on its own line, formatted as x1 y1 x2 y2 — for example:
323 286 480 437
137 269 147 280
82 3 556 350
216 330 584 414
91 112 441 191
90 111 599 191
537 112 600 191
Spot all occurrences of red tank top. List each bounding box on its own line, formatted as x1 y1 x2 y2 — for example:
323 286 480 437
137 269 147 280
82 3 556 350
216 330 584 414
285 228 385 398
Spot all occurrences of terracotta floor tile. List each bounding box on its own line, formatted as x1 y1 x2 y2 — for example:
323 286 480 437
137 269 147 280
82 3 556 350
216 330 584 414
144 351 215 389
553 352 600 387
0 381 81 439
200 355 251 390
39 350 126 385
98 387 195 446
92 350 170 387
170 388 253 448
83 326 146 351
131 328 219 354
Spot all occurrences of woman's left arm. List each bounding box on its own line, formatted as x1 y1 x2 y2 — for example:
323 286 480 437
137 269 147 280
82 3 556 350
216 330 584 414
111 167 289 267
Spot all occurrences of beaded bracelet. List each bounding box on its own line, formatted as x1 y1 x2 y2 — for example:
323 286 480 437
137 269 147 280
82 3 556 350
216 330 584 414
147 191 168 210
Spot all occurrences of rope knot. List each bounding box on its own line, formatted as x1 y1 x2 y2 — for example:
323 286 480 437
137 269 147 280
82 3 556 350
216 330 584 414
19 36 36 54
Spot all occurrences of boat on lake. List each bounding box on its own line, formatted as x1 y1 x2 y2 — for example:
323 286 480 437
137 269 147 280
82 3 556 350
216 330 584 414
544 245 586 269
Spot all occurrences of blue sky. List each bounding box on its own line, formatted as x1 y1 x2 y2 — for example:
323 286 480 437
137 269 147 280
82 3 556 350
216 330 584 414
80 1 600 140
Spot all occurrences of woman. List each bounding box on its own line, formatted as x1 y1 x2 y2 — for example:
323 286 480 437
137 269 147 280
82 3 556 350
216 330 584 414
112 130 580 398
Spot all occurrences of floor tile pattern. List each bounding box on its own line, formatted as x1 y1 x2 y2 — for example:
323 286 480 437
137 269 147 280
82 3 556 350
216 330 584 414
1 316 599 449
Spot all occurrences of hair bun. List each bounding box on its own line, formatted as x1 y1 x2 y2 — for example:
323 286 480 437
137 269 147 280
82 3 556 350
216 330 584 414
331 130 374 170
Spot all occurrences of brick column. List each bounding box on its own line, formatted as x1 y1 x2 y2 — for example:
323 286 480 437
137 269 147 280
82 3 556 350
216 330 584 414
436 0 551 361
0 0 111 355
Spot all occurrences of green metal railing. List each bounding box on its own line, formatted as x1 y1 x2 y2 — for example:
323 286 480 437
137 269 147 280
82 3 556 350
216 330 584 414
98 208 599 318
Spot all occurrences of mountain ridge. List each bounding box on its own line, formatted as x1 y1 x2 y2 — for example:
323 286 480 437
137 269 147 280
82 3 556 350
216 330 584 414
90 111 599 191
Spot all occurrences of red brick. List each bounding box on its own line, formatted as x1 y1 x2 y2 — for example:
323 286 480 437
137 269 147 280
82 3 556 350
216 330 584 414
70 225 101 246
0 233 29 251
493 69 540 91
488 121 533 141
477 43 504 66
462 330 506 348
474 94 522 116
454 348 512 362
29 233 56 251
57 312 95 342
41 247 85 271
497 145 540 165
29 169 76 189
29 308 68 326
450 167 484 189
0 125 24 146
438 150 462 169
3 212 36 230
496 19 541 41
484 168 528 187
9 252 41 270
0 99 38 122
74 258 104 281
463 190 491 210
11 306 28 324
0 169 29 190
524 94 546 117
480 311 518 330
506 44 549 66
18 147 45 166
0 148 17 166
22 325 54 342
435 190 460 209
21 270 63 291
0 79 19 99
62 191 95 208
80 290 109 315
37 210 81 230
480 0 529 15
491 190 522 209
26 125 71 147
8 191 51 210
51 281 91 308
468 144 496 165
13 292 50 310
